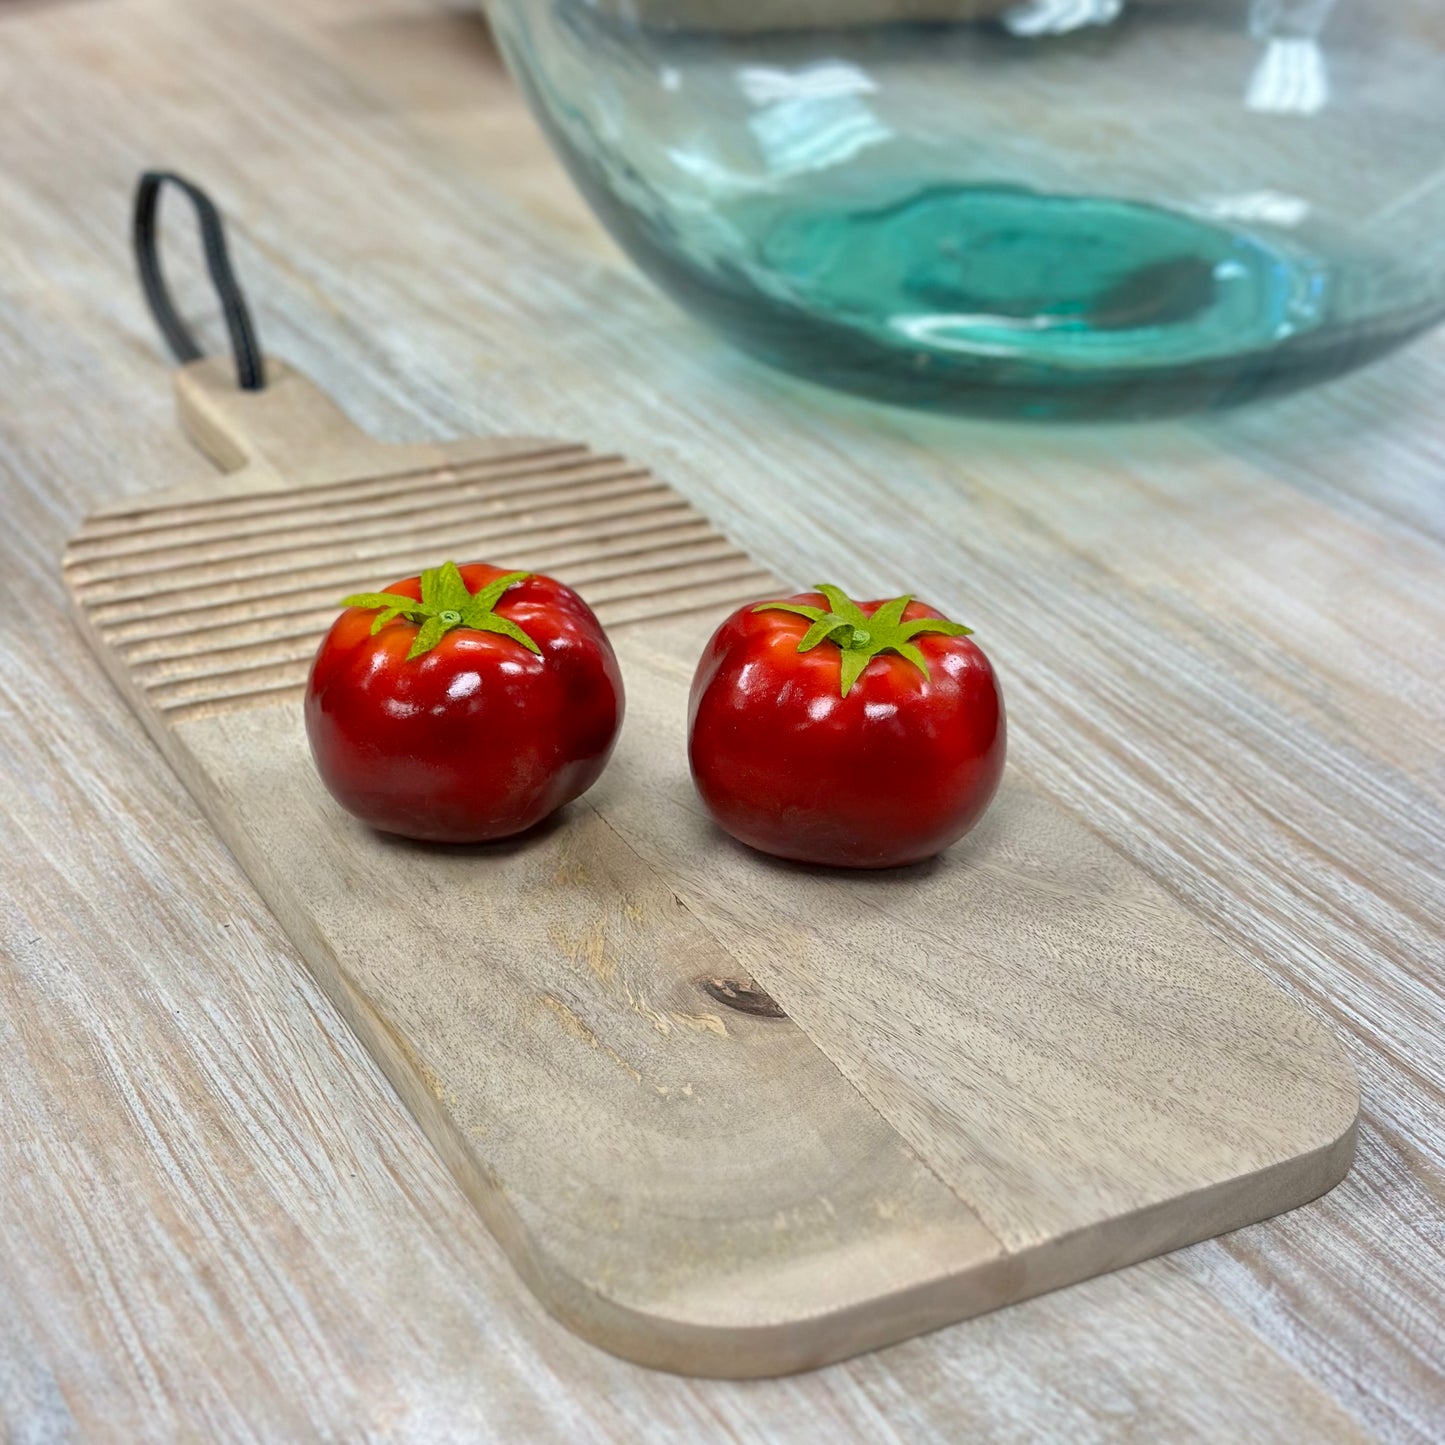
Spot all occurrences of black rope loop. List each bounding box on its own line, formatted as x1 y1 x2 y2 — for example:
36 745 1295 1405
132 170 266 391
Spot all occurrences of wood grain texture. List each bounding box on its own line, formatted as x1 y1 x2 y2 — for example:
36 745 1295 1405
67 362 771 722
61 358 1356 1375
1 0 1442 1437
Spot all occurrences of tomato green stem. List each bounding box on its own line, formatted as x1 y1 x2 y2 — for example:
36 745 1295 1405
341 562 542 660
754 583 973 697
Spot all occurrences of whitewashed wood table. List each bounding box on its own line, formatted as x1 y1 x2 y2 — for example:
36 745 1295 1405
1 0 1442 1439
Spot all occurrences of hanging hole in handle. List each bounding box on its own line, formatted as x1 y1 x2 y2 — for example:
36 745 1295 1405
132 170 267 392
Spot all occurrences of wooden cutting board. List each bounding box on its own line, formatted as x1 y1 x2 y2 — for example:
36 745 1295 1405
62 357 1359 1378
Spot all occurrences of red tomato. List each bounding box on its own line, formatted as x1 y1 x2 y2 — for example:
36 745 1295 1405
688 584 1005 868
306 561 622 843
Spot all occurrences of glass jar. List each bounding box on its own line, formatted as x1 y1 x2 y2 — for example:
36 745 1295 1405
488 1 1445 419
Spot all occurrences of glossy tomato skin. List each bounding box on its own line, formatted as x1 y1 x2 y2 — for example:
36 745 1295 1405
306 564 622 843
688 594 1005 868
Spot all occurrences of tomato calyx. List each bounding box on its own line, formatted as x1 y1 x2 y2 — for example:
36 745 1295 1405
754 583 974 697
341 562 542 661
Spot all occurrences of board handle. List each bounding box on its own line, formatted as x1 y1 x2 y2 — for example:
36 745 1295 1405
132 171 386 485
174 356 380 479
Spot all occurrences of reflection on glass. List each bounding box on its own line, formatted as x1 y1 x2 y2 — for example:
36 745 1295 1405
1247 0 1336 115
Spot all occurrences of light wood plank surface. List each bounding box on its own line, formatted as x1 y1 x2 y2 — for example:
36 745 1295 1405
58 359 1358 1376
1 0 1442 1439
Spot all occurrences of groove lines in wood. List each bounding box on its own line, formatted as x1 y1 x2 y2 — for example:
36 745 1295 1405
66 448 772 722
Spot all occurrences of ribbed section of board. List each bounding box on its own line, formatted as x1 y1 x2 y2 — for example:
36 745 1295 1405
64 443 772 723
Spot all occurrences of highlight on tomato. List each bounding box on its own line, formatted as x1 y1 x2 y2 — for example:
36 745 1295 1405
306 561 623 843
688 583 1005 869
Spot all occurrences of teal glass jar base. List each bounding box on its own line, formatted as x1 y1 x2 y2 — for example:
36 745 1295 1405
568 168 1422 420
